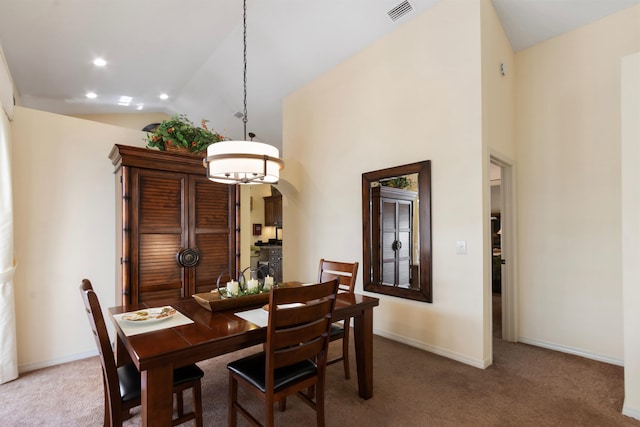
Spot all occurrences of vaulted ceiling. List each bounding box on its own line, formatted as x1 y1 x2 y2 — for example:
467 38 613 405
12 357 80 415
0 0 637 149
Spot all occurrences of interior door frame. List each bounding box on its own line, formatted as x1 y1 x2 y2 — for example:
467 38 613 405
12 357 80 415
490 153 518 342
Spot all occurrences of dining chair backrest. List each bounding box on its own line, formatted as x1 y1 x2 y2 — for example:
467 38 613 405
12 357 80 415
317 259 359 380
79 279 127 424
227 279 340 427
81 279 204 426
266 279 339 374
317 259 359 295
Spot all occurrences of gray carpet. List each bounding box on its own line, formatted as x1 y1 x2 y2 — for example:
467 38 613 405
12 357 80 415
1 335 638 426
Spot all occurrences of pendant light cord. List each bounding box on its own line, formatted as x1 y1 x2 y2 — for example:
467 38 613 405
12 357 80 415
242 0 248 140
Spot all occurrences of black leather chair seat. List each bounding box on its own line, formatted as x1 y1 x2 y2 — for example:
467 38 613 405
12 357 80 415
330 324 344 337
227 352 317 393
118 362 204 402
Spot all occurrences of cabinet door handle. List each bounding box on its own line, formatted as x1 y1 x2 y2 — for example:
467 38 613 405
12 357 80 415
177 248 200 267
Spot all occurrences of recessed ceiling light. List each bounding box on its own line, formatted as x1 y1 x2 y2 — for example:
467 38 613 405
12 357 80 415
136 103 144 110
118 95 132 106
159 93 169 100
86 92 97 99
93 58 107 67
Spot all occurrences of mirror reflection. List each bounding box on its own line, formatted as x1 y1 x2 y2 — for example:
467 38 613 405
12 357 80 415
362 161 432 302
370 174 419 289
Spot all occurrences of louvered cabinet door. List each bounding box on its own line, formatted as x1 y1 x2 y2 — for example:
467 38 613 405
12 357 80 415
371 185 416 289
111 144 239 306
130 168 188 304
188 175 237 295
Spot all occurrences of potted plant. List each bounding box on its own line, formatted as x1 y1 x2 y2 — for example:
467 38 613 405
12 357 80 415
146 114 225 155
380 176 412 189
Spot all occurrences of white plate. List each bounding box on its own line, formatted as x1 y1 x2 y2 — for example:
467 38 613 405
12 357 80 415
121 307 177 324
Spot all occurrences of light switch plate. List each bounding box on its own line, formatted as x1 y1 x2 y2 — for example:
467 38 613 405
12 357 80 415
456 240 467 255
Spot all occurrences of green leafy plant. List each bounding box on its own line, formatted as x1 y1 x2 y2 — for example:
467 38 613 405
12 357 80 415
146 114 225 153
380 176 412 189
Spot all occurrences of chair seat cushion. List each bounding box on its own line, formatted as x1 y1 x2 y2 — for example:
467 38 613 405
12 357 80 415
330 323 344 337
227 352 317 393
117 363 142 402
117 363 204 402
173 364 205 386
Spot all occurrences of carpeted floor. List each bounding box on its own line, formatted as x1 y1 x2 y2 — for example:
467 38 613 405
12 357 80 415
1 334 638 426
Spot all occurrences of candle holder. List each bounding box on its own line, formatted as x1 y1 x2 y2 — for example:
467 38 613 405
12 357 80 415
216 269 244 298
239 266 269 295
215 266 276 299
256 264 278 290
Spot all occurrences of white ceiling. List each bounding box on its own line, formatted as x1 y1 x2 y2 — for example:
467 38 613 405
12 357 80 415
0 0 637 149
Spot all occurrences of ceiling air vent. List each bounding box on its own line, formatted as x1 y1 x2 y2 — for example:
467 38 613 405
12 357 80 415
388 0 413 22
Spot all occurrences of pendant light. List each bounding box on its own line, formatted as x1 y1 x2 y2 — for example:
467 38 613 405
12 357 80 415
203 0 284 184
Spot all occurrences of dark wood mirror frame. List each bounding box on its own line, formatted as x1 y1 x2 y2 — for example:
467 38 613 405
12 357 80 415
362 160 432 302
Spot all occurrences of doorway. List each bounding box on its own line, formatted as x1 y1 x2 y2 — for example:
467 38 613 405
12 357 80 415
490 155 518 343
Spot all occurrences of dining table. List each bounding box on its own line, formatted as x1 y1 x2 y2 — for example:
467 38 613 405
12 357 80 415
108 283 380 427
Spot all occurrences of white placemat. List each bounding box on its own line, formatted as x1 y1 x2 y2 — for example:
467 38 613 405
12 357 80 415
235 303 304 328
234 307 268 328
113 308 194 336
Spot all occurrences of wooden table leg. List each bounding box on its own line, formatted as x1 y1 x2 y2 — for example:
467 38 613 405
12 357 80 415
141 365 174 427
353 307 374 399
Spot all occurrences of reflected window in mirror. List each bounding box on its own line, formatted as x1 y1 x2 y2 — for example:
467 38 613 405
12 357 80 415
362 161 432 302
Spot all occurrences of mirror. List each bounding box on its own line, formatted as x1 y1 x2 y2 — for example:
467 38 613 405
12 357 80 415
362 161 432 302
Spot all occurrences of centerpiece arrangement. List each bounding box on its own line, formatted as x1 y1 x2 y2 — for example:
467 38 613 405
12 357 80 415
192 266 278 312
145 113 225 155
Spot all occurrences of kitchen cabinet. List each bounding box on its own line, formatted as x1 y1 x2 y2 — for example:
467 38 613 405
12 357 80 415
109 144 238 305
264 194 282 227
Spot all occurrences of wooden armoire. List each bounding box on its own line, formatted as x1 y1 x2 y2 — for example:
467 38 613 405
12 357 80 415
109 144 239 305
371 185 416 288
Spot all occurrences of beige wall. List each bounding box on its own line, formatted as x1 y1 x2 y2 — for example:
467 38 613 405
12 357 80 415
515 5 639 363
70 112 170 132
481 0 516 161
283 0 489 367
11 107 146 370
282 0 639 375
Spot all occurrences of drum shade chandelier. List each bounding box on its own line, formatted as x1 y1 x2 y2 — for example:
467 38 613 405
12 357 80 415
203 0 284 184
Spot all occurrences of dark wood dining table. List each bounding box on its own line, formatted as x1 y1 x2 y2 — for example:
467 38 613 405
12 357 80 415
108 284 380 427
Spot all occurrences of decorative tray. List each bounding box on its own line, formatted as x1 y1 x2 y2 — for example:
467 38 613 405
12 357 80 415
193 291 271 312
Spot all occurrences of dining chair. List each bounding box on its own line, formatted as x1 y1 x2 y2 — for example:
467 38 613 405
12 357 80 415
227 279 339 427
317 259 359 379
79 279 204 427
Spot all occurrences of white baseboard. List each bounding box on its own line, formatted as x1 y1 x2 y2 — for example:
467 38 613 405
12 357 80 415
518 336 623 366
372 330 624 369
18 349 98 374
622 403 640 421
373 329 489 369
